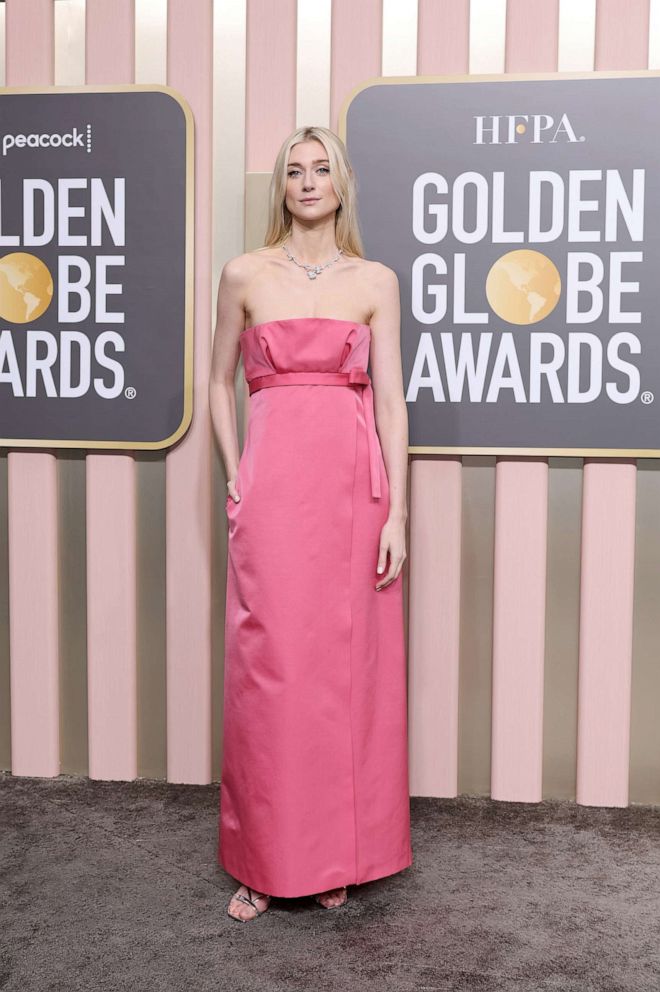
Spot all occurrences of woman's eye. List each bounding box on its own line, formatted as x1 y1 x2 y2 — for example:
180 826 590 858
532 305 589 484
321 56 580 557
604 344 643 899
288 167 329 177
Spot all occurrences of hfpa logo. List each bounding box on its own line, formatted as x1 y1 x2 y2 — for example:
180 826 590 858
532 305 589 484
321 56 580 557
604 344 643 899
473 114 585 144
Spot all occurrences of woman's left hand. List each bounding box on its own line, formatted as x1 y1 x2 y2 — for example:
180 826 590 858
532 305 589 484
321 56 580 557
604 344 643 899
375 516 407 590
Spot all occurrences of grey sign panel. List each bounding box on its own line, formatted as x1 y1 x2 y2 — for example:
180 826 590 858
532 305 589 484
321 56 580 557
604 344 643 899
0 85 193 450
342 71 660 456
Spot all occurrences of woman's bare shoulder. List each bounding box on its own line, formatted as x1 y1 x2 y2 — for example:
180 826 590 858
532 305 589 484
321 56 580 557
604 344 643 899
358 259 400 308
222 248 269 271
220 249 273 291
363 258 397 279
353 256 397 284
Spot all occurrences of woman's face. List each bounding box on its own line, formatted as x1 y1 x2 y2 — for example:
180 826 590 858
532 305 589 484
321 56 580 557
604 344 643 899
285 140 340 222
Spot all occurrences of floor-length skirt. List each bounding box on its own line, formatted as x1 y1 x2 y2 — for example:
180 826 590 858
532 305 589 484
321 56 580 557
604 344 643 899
218 317 413 898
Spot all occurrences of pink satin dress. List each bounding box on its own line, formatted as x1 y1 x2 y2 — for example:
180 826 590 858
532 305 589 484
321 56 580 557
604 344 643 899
218 316 412 898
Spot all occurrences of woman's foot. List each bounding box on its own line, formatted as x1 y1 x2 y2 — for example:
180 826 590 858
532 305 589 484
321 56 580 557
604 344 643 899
314 885 348 909
227 884 272 921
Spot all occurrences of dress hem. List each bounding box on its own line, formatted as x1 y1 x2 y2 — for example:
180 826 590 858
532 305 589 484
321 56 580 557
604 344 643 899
219 848 414 900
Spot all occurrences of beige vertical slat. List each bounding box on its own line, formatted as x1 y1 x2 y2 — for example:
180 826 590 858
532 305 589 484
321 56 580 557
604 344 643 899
54 0 85 84
542 458 582 801
296 0 331 126
0 448 9 770
458 457 495 798
557 0 596 71
469 0 506 73
631 3 660 801
211 0 247 782
540 9 590 804
58 453 89 775
382 0 418 74
53 0 87 779
0 3 6 84
0 3 8 771
135 0 168 781
630 461 660 803
649 0 660 68
135 0 166 84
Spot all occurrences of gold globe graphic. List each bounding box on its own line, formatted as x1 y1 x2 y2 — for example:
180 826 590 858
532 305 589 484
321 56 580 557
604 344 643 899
486 249 561 325
0 252 53 323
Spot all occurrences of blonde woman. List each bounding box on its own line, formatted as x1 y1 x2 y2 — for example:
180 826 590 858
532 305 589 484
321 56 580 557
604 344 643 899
209 126 412 922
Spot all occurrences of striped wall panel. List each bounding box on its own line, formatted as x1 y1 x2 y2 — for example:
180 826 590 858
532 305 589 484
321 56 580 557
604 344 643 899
1 0 659 809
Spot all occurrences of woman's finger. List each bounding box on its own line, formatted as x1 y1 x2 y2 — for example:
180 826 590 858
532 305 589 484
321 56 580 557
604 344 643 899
376 553 405 589
376 557 397 589
226 480 240 503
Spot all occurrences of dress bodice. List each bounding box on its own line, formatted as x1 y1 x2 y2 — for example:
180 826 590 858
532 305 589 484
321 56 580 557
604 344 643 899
238 316 381 499
240 317 371 381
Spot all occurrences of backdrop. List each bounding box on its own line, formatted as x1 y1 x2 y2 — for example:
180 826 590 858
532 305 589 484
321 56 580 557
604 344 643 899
1 0 659 810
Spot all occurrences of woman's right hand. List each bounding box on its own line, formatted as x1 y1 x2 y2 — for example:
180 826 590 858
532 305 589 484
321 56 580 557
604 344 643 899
226 478 241 503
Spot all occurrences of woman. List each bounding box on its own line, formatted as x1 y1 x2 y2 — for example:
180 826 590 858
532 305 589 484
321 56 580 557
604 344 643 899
209 125 412 922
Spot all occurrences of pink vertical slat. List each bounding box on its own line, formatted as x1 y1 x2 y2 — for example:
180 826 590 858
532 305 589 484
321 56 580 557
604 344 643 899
576 0 645 807
417 0 469 73
490 0 559 802
409 0 470 797
331 0 381 127
407 458 462 796
166 0 214 783
595 0 649 68
577 460 636 805
505 0 558 71
491 459 548 801
246 0 296 171
6 0 59 777
84 0 137 781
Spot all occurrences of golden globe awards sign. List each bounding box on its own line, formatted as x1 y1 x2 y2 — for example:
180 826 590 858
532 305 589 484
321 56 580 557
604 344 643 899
0 85 193 450
342 71 660 455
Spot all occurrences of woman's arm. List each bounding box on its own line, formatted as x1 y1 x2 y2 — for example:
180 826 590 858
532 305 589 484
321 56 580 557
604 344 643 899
369 264 409 523
209 257 246 501
368 263 409 588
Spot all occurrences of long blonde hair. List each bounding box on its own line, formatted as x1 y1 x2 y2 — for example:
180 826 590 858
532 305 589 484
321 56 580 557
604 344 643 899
261 126 364 258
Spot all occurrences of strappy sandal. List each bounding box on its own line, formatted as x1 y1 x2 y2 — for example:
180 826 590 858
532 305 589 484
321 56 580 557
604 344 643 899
227 885 271 922
313 886 348 909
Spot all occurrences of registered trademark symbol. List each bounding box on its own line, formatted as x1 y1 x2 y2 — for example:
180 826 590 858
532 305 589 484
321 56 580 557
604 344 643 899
641 391 654 404
125 386 136 399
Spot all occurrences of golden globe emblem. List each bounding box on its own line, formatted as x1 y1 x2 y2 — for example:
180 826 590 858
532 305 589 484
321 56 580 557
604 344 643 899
0 252 53 323
486 249 561 325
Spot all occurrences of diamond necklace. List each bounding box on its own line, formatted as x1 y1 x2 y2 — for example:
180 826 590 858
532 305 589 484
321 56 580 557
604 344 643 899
282 241 344 280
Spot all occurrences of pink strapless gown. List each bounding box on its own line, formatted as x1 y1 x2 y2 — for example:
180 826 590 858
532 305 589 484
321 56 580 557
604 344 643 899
218 316 412 898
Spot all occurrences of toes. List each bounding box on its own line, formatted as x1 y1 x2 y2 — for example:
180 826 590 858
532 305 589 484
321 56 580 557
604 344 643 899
228 895 257 921
233 906 256 920
316 886 347 907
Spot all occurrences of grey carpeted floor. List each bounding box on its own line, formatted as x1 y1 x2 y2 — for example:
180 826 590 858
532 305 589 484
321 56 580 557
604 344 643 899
1 772 659 992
